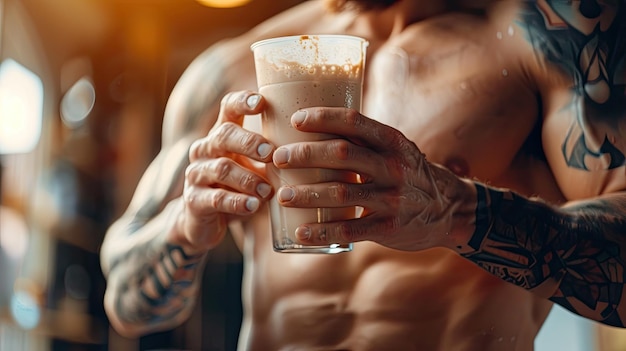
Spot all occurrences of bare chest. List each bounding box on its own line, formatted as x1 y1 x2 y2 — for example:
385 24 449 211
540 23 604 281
362 37 541 183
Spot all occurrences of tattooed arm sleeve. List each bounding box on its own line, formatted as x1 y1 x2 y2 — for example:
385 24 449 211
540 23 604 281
465 0 626 327
100 44 228 337
460 183 626 327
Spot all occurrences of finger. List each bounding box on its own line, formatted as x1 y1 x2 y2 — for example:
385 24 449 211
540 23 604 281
293 215 398 245
186 158 273 199
184 182 263 218
217 91 265 125
276 182 387 211
291 108 415 152
181 185 257 249
272 139 386 179
190 123 275 163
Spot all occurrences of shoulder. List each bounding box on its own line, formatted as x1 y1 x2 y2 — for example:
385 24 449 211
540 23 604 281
513 1 626 91
162 1 334 145
511 1 626 198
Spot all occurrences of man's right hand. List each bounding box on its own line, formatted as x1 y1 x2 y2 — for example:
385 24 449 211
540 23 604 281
176 90 274 254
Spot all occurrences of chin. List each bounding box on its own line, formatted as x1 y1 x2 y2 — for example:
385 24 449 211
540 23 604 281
323 0 401 13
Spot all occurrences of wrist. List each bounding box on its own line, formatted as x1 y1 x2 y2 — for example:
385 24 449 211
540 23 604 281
167 198 223 257
441 177 481 253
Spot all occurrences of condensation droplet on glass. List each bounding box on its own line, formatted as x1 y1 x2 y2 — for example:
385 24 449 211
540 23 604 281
508 25 515 36
496 31 503 40
502 69 509 77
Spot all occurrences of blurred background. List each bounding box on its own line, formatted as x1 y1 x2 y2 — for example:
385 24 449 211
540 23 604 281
0 0 625 350
0 0 303 350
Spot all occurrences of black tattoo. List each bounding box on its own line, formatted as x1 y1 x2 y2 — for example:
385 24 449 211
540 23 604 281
114 244 204 325
463 183 626 327
518 0 626 170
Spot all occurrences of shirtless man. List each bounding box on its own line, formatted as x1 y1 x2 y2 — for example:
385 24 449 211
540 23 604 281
100 0 626 350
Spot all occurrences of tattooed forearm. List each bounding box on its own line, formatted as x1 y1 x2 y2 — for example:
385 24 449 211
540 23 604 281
114 244 205 326
462 183 626 327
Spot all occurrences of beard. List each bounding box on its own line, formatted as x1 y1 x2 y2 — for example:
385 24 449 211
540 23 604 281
323 0 401 12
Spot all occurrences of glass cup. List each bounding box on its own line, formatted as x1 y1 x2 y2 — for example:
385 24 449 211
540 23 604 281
251 35 368 254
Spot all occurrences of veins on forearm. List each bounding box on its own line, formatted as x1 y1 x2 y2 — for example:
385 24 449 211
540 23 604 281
462 183 626 326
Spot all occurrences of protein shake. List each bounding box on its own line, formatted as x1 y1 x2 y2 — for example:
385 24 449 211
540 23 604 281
251 35 368 253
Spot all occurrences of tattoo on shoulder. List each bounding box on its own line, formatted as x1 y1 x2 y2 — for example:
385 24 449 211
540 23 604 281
518 0 626 170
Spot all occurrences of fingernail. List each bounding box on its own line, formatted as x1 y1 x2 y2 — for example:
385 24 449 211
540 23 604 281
246 94 261 109
273 148 289 165
256 183 271 198
246 197 260 212
295 226 311 241
257 143 272 158
292 110 307 126
278 187 294 202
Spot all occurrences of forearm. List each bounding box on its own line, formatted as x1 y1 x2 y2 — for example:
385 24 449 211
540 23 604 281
455 183 626 327
101 200 207 337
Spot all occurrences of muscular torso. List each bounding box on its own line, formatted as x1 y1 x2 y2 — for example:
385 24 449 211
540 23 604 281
199 1 587 350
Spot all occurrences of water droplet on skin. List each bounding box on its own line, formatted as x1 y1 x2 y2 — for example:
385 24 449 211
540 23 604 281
460 82 468 90
496 32 503 40
502 69 509 77
511 336 516 342
508 25 515 36
498 337 503 342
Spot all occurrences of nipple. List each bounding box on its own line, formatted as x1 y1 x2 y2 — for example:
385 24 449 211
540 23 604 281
445 157 470 177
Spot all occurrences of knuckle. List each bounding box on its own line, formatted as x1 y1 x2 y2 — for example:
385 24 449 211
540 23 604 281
309 107 325 121
239 173 255 192
209 191 227 210
356 187 374 201
330 139 351 160
185 163 199 182
212 158 232 182
188 139 204 161
239 131 257 153
328 184 350 205
335 222 357 242
344 108 362 126
294 143 312 162
299 187 314 205
213 123 236 145
183 187 203 215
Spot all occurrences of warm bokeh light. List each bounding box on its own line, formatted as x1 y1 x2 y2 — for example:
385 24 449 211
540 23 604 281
60 77 96 128
0 59 44 155
10 290 41 330
0 206 30 260
195 0 252 8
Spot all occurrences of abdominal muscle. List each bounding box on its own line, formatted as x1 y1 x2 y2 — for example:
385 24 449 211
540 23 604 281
235 206 552 351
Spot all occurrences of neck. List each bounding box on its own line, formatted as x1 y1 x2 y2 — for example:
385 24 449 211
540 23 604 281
350 0 495 39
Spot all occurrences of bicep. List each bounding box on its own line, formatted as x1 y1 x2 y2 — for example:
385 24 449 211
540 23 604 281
123 43 234 220
162 43 230 146
518 1 626 198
